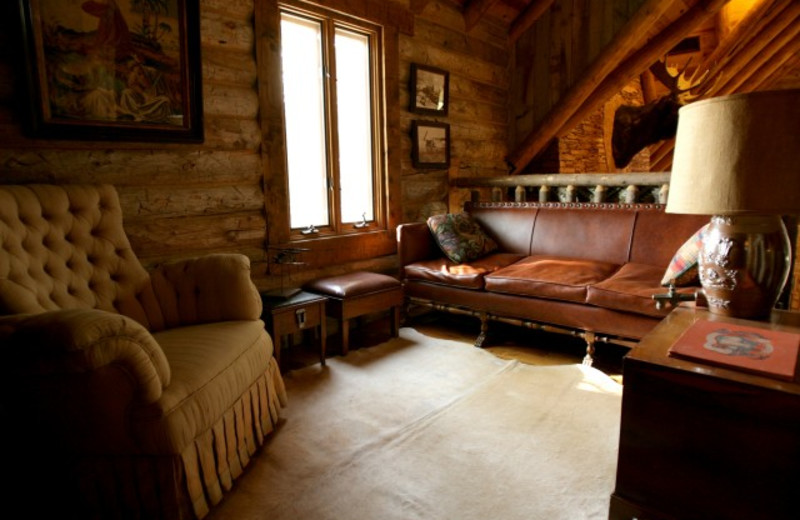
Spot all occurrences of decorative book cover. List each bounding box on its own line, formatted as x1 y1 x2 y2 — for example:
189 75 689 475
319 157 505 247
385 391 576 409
668 319 800 381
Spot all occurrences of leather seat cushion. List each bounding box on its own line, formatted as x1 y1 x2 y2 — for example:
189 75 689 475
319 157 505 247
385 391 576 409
403 253 526 290
484 255 620 303
586 262 695 318
304 271 400 298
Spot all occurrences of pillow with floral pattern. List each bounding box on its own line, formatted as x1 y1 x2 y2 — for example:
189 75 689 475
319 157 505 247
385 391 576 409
427 212 498 264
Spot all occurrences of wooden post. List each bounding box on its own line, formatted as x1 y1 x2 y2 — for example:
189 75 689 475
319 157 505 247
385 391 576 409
491 187 503 202
658 184 669 205
564 185 576 203
624 185 639 204
593 185 606 203
539 185 550 203
515 185 526 202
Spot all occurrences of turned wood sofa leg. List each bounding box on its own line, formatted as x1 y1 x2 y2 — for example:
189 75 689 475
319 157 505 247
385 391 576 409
582 331 596 366
475 312 489 348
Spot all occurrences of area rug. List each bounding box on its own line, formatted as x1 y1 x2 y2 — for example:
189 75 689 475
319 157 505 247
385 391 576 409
206 327 623 520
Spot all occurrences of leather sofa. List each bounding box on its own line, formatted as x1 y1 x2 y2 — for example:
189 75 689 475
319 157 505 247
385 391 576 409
398 201 708 362
0 184 286 519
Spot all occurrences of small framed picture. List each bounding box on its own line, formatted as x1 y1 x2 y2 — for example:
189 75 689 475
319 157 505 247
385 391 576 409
411 121 450 169
409 63 449 115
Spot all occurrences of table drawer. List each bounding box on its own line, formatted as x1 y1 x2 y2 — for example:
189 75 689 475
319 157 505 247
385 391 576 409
271 302 323 336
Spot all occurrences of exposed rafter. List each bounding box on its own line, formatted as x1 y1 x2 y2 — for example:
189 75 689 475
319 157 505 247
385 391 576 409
561 0 731 135
464 0 501 31
508 0 557 43
505 0 677 173
410 0 431 15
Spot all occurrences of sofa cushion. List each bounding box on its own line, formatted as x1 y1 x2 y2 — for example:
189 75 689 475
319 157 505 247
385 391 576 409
484 255 620 303
134 320 271 454
660 224 708 287
427 212 498 264
404 253 525 290
587 263 695 318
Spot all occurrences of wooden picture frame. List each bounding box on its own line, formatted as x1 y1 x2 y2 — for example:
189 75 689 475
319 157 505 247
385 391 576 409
17 0 203 142
409 63 449 116
411 120 450 169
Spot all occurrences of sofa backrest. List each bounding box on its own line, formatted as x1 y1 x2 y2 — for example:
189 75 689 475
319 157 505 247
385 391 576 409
628 208 708 267
529 207 636 264
0 184 165 330
466 202 708 268
469 206 539 255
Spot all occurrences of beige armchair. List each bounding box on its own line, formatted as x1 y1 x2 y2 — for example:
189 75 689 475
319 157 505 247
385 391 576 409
0 184 286 519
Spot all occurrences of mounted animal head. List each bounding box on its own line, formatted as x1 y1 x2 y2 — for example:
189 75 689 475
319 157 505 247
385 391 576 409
612 59 711 168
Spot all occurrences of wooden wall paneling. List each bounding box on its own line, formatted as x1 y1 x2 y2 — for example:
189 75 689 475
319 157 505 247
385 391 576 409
401 0 510 222
0 0 268 271
507 0 688 172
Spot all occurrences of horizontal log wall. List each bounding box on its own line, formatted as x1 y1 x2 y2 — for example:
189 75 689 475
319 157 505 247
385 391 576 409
400 0 511 220
0 0 267 275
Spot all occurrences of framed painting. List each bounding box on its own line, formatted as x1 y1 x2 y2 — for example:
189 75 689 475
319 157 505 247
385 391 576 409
409 63 448 116
17 0 203 142
411 120 450 169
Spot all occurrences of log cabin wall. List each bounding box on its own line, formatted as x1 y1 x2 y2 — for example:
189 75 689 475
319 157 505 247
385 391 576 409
0 0 268 275
0 0 509 290
400 1 511 219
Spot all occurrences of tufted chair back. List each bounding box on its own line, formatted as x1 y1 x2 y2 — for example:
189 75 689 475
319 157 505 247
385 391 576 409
0 184 166 330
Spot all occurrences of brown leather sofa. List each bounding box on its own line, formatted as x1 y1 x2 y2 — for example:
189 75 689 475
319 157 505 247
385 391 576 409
397 201 708 362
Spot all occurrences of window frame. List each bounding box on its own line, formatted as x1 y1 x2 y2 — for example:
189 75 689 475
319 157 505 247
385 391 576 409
279 2 387 241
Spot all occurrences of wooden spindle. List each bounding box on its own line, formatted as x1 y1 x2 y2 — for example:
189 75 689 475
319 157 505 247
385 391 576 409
492 187 503 202
515 185 526 202
624 184 639 204
658 184 669 204
539 185 549 202
593 185 606 203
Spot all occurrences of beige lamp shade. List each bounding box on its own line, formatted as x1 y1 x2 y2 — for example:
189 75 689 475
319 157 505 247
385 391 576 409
666 89 800 215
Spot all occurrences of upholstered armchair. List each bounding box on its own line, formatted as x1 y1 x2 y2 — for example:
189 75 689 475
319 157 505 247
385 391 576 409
0 184 286 519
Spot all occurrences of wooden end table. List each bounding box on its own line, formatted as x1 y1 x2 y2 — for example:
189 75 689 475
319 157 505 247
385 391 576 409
261 291 327 371
609 306 800 520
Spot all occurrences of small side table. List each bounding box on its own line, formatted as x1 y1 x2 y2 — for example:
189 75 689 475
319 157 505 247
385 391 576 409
261 291 327 371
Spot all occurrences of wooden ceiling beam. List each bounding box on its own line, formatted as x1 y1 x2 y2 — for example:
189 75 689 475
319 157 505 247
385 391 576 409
712 3 800 95
559 0 730 150
410 0 431 15
693 0 780 81
647 2 799 171
508 0 557 43
505 0 676 173
464 0 501 32
750 36 800 91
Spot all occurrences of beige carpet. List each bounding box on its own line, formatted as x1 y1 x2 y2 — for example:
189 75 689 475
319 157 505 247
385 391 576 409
206 327 623 520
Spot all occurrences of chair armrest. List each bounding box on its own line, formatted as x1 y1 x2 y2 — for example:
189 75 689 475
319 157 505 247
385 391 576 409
397 222 438 269
0 308 170 403
149 253 262 328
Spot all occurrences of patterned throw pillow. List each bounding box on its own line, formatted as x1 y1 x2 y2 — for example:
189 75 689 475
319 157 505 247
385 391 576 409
427 212 498 264
660 224 708 287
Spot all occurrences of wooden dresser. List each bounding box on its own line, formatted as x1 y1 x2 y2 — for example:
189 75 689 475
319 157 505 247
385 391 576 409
609 307 800 520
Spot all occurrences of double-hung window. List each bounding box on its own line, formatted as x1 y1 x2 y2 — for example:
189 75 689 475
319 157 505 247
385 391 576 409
279 3 385 238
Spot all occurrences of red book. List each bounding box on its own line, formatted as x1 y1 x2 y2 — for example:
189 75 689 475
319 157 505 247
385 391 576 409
668 319 800 381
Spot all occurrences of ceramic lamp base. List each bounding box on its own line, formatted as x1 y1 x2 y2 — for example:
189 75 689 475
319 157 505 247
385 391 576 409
699 215 791 319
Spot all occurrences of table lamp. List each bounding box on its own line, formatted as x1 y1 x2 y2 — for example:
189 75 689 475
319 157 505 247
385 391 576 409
666 89 800 319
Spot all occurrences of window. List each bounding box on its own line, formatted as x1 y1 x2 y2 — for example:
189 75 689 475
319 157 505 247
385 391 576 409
279 5 385 237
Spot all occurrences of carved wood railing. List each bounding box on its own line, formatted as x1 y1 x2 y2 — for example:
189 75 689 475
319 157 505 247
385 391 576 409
451 172 672 205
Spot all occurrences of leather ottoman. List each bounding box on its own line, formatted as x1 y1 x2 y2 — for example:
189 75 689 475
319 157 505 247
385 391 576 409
304 272 403 355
